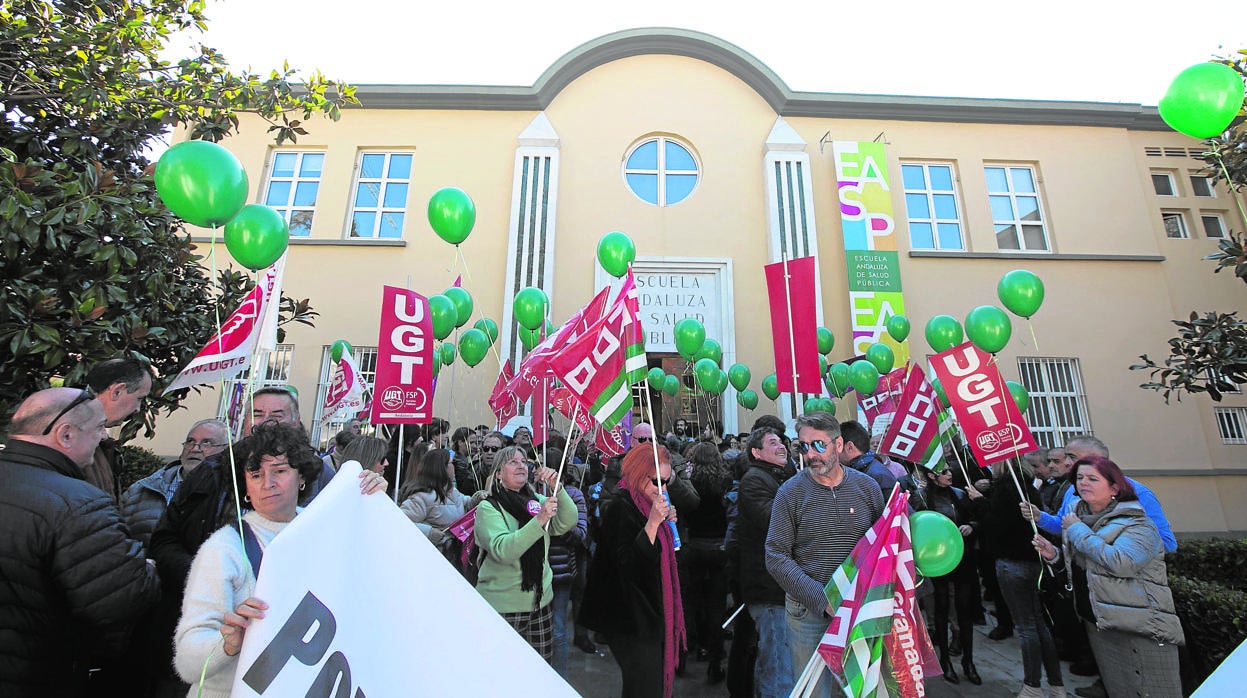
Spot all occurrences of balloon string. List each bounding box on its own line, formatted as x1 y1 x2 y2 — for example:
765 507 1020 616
1027 318 1040 353
1213 152 1247 231
456 245 507 372
203 227 246 559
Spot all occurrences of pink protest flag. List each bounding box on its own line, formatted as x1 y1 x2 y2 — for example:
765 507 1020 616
929 342 1038 465
764 256 821 394
371 287 434 425
878 364 942 463
452 275 462 288
319 351 368 425
489 361 518 430
859 365 908 425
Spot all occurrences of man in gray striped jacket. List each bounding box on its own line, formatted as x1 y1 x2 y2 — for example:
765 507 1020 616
765 412 885 698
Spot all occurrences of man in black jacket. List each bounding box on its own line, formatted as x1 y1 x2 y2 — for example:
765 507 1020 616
736 427 795 698
0 388 160 696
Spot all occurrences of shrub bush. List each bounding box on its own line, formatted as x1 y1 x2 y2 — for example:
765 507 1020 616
117 444 169 492
1168 538 1247 592
1170 574 1247 682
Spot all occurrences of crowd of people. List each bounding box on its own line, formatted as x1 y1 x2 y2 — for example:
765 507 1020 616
0 356 1189 698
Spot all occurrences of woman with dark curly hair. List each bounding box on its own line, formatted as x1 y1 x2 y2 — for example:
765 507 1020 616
173 423 388 697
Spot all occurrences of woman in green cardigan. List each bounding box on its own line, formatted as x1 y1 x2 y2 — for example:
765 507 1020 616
474 444 578 660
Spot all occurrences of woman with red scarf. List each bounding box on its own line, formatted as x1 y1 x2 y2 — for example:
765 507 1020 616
579 444 686 698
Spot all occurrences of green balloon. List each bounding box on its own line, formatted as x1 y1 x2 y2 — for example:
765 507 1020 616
930 376 951 409
662 374 681 396
910 510 965 577
674 318 706 361
431 353 441 377
694 358 720 392
761 374 780 401
597 231 636 278
1007 380 1031 413
737 389 759 410
827 363 851 398
925 315 964 353
519 324 543 351
997 270 1045 318
1158 62 1246 139
223 204 288 271
693 338 722 365
819 398 837 416
849 360 881 395
818 354 829 377
711 369 729 395
513 287 548 331
154 140 249 228
458 328 490 367
330 340 352 363
965 305 1013 354
727 363 752 391
438 342 456 366
427 187 476 245
428 295 457 341
886 315 911 342
865 343 895 375
647 367 666 390
803 397 821 414
444 287 474 327
474 318 499 344
817 327 835 355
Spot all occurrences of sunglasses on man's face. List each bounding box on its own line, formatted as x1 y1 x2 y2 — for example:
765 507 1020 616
796 439 829 454
42 387 96 435
635 436 653 443
481 445 501 453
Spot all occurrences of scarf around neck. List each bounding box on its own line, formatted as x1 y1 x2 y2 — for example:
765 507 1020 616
1075 497 1119 530
487 485 545 601
621 482 686 698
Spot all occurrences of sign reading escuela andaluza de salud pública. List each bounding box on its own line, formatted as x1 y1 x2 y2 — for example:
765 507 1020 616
370 286 433 425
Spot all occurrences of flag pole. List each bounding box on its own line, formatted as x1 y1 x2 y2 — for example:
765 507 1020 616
394 424 404 504
780 248 800 410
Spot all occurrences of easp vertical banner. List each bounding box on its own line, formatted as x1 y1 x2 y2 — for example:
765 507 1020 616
371 286 433 424
832 142 910 365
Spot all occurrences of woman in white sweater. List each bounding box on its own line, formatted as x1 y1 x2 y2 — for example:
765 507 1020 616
399 448 477 542
173 423 387 697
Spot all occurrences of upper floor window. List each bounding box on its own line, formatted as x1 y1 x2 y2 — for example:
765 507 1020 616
1201 212 1228 239
623 137 699 206
1190 174 1216 198
1162 210 1190 239
985 165 1049 252
1151 171 1178 197
263 152 324 237
901 163 964 250
349 152 412 239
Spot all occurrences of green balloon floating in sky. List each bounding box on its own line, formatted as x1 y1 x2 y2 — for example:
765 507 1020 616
427 187 476 245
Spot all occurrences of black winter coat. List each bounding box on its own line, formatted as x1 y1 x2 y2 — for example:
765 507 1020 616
578 495 666 640
735 459 790 605
0 440 161 696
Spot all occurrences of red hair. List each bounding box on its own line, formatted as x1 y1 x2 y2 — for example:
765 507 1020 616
621 444 671 492
1075 455 1137 501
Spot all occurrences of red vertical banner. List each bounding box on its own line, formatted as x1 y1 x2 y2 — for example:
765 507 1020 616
371 286 434 425
928 342 1037 465
764 256 821 394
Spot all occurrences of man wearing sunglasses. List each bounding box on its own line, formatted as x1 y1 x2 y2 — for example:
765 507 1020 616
765 412 885 698
0 388 160 694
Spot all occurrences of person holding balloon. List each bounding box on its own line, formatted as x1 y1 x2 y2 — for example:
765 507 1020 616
913 459 983 686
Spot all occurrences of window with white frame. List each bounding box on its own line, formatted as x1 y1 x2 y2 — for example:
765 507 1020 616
1201 213 1228 239
1205 369 1242 395
1150 171 1178 197
1214 407 1247 445
217 344 295 426
985 165 1050 251
263 152 324 237
901 162 964 250
1162 211 1189 239
348 152 413 239
310 345 378 449
1016 357 1092 449
1190 174 1215 198
623 137 699 206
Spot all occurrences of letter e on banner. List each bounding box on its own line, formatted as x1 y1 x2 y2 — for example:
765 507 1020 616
371 286 433 424
928 342 1037 465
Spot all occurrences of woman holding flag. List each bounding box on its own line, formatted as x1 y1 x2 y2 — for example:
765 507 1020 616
579 444 686 698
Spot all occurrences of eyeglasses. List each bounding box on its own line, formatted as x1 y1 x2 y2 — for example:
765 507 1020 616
650 476 671 487
42 387 96 435
183 439 225 452
796 439 829 454
1047 457 1062 463
635 436 653 443
481 446 501 453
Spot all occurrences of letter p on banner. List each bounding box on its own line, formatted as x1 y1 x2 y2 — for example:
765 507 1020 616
371 286 433 424
928 342 1037 465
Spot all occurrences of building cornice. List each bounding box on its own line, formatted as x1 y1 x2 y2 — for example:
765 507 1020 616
350 28 1171 131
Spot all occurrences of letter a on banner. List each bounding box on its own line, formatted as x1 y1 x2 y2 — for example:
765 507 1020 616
371 286 433 424
928 342 1038 465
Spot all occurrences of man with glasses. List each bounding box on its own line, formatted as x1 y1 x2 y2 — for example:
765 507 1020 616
83 356 154 501
765 412 885 698
121 419 228 549
0 388 160 694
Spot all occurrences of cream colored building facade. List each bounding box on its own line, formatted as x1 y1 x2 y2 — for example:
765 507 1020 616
144 28 1247 537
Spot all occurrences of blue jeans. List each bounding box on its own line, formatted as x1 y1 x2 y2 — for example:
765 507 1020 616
551 584 571 678
750 604 795 698
784 596 845 698
996 559 1063 689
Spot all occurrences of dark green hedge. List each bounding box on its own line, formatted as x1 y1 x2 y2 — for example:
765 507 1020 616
1169 538 1247 592
117 444 168 492
1170 572 1247 683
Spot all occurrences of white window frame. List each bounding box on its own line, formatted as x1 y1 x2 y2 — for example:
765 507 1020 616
262 151 324 237
346 151 413 239
216 344 295 430
901 162 965 251
1190 174 1216 198
1016 357 1092 449
1150 171 1178 197
1162 211 1190 239
1200 212 1228 239
985 164 1050 252
310 345 378 449
622 136 700 207
1214 407 1247 445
